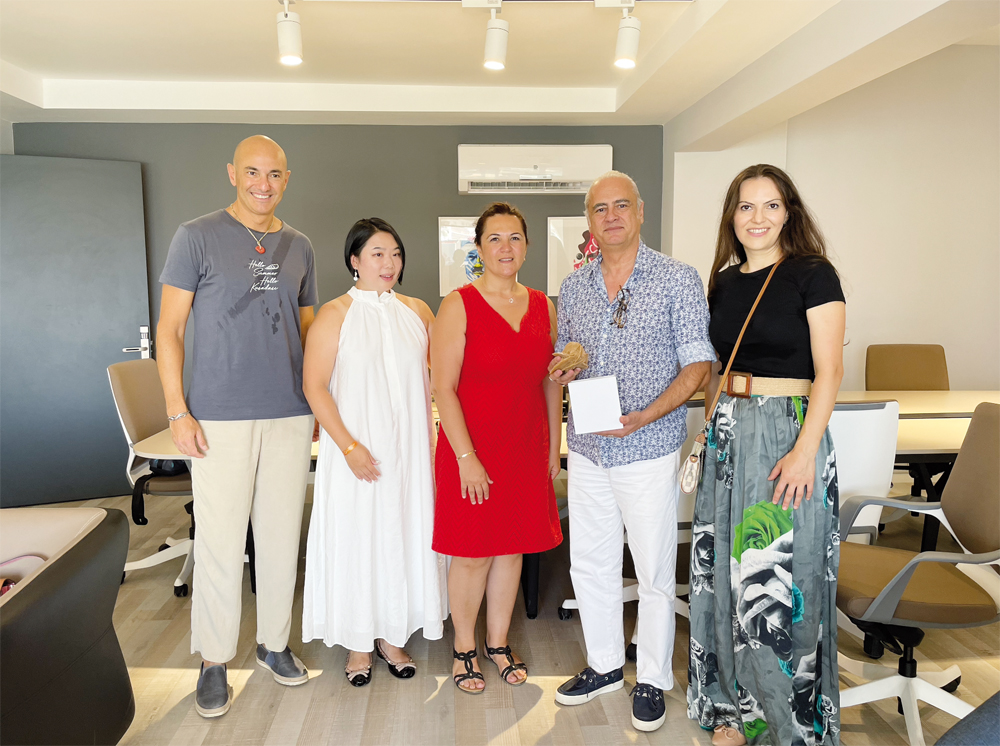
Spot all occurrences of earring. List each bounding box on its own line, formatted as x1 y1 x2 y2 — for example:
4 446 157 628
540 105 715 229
353 270 359 281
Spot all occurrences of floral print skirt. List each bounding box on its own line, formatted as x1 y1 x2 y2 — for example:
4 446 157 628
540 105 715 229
686 394 840 746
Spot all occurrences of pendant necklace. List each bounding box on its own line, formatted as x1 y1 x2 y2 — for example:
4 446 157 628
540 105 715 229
230 203 276 254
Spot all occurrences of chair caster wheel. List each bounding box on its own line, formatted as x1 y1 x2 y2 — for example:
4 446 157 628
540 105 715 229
897 697 904 715
626 643 637 662
942 676 961 693
174 584 189 597
121 572 126 585
558 607 573 620
159 543 171 552
878 523 886 532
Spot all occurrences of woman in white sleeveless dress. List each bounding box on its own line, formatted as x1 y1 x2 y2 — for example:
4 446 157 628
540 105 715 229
302 218 447 685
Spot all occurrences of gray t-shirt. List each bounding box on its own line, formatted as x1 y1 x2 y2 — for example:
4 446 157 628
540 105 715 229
159 209 318 421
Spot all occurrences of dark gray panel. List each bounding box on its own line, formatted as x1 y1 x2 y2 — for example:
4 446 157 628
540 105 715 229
12 123 663 321
0 155 148 506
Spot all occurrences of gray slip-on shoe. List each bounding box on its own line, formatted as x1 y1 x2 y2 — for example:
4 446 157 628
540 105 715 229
195 663 232 718
256 644 309 686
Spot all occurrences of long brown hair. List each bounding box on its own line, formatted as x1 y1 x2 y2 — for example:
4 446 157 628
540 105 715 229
707 164 833 299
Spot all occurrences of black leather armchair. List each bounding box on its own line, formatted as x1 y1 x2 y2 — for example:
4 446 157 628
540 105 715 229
1 507 135 745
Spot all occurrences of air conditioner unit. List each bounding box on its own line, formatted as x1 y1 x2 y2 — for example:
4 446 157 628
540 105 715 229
458 144 613 195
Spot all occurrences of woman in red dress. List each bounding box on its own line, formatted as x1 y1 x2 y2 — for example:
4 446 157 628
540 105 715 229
431 202 564 695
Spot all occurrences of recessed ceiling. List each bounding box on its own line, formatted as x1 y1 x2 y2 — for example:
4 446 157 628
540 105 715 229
1 0 997 136
0 0 687 87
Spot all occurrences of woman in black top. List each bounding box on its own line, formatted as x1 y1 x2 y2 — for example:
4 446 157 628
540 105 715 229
686 165 846 746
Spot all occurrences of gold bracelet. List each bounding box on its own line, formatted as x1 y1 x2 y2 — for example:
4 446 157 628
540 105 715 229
457 449 476 461
342 441 358 456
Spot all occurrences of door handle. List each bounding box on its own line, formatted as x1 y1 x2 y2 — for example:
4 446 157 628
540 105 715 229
123 325 152 359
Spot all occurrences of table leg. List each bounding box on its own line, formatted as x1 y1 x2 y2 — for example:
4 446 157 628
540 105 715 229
918 463 953 552
246 521 257 595
521 553 540 619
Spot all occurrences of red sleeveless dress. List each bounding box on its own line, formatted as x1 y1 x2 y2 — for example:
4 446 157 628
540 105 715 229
433 285 563 558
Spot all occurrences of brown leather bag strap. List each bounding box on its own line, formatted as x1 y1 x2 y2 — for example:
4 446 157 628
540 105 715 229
703 257 784 425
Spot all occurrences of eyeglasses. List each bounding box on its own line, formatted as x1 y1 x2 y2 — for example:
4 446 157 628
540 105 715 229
610 287 631 329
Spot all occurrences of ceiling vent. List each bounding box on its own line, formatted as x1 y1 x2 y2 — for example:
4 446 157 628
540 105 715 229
458 144 613 195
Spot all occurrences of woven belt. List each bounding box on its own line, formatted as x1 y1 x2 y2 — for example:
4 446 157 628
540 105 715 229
725 372 812 398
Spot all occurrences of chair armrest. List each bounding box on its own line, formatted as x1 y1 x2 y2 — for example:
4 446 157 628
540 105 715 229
839 495 941 539
859 548 1000 624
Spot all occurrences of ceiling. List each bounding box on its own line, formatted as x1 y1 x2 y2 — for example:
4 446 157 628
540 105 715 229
1 0 997 142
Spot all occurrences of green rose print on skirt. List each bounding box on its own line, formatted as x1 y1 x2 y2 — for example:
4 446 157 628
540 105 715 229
687 394 841 745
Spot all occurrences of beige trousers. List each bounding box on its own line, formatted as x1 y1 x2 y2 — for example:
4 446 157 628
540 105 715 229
189 415 313 662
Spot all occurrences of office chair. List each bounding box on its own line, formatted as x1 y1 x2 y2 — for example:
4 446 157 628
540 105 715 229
866 343 951 512
107 358 195 597
828 400 900 657
836 402 1000 746
865 344 950 391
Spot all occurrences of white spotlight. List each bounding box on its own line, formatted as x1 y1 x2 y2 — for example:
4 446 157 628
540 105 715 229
615 12 641 69
484 9 508 71
276 0 302 66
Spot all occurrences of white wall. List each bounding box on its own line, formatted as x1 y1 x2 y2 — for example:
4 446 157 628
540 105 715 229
667 44 999 391
0 119 12 154
786 44 999 390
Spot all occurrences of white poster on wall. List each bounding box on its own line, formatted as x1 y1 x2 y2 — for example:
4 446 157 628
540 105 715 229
547 216 599 296
439 217 480 297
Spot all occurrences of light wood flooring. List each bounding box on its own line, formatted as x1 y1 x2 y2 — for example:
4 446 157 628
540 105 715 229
64 476 999 746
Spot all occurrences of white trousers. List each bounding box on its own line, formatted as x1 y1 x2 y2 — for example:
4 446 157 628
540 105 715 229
567 449 679 691
189 415 313 662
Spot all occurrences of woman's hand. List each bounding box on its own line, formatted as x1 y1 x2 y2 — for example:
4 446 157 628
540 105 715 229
549 452 562 481
768 444 816 509
345 444 381 483
458 454 493 505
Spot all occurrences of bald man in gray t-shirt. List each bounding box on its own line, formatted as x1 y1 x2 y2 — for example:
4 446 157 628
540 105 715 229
157 136 317 718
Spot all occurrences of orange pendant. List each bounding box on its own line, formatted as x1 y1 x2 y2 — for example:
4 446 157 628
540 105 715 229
255 245 266 254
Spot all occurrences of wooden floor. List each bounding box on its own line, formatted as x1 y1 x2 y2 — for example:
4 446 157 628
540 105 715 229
66 475 999 746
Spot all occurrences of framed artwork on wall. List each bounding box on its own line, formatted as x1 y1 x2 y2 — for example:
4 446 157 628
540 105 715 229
439 217 480 297
547 216 598 295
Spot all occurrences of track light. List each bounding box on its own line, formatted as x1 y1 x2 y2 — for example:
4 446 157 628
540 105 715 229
463 0 508 71
484 8 508 70
615 10 641 69
276 0 302 66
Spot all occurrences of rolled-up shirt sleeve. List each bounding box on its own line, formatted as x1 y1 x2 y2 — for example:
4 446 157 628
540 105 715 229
671 265 716 369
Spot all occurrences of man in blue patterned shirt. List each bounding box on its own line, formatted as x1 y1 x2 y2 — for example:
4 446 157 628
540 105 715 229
550 171 714 732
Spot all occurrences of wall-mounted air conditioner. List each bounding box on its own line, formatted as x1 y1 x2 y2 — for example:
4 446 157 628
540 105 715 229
458 144 613 195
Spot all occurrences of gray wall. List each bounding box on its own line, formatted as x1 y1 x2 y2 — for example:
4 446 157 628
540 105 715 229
13 124 663 324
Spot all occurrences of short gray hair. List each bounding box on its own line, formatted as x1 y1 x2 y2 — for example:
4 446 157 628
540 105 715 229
584 170 643 213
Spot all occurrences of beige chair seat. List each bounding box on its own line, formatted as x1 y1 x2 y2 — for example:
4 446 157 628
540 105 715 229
839 542 996 624
144 474 192 494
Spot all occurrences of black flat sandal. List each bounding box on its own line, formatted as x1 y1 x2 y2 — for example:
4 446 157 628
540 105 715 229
453 648 485 695
376 639 416 679
485 643 527 687
345 652 372 687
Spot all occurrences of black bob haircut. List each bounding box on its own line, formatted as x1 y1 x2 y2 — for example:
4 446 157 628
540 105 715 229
344 217 406 284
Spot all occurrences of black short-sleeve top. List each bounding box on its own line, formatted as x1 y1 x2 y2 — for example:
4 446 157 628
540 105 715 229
708 256 845 381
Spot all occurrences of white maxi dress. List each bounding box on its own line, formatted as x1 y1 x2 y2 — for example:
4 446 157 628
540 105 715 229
302 287 447 651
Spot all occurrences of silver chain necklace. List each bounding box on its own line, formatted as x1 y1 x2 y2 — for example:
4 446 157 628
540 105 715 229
230 203 276 255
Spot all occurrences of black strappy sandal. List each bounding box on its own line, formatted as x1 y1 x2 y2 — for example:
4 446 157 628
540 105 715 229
452 648 485 695
485 643 527 686
376 639 416 679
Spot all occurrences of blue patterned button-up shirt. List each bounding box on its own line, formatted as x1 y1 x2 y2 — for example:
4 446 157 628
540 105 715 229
556 243 715 468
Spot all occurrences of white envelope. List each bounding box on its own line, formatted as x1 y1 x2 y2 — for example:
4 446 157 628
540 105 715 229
568 375 624 434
